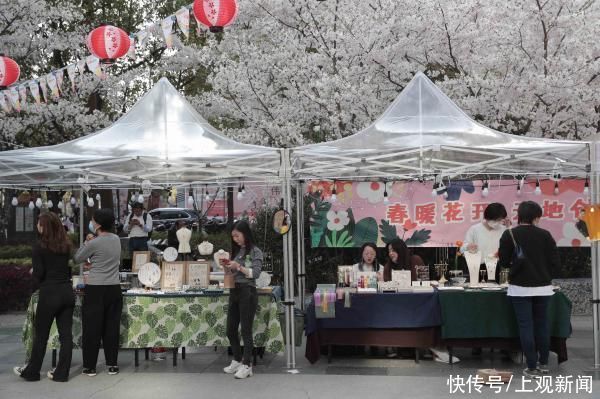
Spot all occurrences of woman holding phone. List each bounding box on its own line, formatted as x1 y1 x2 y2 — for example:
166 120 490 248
220 220 263 380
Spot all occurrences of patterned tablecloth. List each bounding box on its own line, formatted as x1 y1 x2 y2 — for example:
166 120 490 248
22 292 285 359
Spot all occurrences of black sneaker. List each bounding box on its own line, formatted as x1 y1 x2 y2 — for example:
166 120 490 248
107 366 119 375
82 368 97 377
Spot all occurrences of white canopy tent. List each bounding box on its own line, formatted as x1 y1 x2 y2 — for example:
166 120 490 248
0 78 281 189
0 78 299 369
290 72 597 371
291 72 590 181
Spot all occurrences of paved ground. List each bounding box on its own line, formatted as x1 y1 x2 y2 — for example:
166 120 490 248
1 313 599 399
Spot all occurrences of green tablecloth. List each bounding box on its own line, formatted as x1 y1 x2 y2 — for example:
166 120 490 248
22 292 284 359
439 290 572 339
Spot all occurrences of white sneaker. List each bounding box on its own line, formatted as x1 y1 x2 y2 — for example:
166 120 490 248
234 364 253 379
223 360 242 374
13 366 24 376
431 349 460 364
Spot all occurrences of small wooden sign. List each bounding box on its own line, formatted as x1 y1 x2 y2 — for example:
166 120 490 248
186 261 210 288
161 261 185 291
132 251 151 273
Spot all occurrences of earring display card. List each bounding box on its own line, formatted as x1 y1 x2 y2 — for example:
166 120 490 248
414 265 430 281
132 251 151 273
392 270 412 288
161 261 185 291
186 261 210 288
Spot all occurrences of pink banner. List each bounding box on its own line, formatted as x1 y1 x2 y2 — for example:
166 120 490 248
307 179 589 248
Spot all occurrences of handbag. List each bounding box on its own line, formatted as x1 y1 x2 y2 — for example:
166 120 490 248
507 228 526 263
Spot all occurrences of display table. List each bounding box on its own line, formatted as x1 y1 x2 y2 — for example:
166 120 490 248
22 291 284 367
305 292 441 363
305 290 572 364
439 290 571 364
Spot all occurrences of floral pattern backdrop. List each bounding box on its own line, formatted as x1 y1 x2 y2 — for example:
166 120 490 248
307 179 589 248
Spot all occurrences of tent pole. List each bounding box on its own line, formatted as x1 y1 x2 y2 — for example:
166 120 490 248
79 189 84 277
590 142 600 371
296 181 306 311
281 149 296 369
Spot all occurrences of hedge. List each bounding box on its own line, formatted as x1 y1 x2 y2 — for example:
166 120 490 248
0 264 36 312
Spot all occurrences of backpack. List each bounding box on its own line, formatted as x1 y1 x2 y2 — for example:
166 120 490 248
129 212 153 239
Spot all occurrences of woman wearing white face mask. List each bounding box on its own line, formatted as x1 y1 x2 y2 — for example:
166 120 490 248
74 209 122 377
461 202 508 283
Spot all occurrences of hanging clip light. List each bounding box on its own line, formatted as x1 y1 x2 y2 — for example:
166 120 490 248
439 179 448 199
481 180 489 197
237 184 243 200
11 196 18 206
534 179 542 195
383 181 389 204
584 177 590 196
28 200 35 210
35 197 43 208
431 180 439 198
517 176 524 196
331 180 337 202
47 199 54 209
204 184 210 201
554 181 560 195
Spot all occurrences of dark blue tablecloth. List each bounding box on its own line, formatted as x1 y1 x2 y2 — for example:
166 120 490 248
305 292 442 335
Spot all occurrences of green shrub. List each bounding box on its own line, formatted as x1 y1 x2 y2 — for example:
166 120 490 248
0 245 32 259
0 258 32 267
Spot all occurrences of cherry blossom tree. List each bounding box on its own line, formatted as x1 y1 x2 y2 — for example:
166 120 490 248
196 0 600 145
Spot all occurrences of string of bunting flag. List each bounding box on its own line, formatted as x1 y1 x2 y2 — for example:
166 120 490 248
0 0 238 114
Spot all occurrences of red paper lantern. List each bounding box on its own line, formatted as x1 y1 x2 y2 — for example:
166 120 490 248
193 0 238 33
86 25 131 64
0 55 20 89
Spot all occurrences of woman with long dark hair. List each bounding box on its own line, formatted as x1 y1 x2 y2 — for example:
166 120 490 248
383 238 422 282
14 212 75 382
221 220 263 379
74 208 122 377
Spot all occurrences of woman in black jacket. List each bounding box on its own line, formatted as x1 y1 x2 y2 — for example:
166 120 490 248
498 201 560 377
14 212 75 382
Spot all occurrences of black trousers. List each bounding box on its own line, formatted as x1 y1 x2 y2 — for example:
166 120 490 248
226 285 258 365
22 283 75 381
82 285 123 369
128 237 148 255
